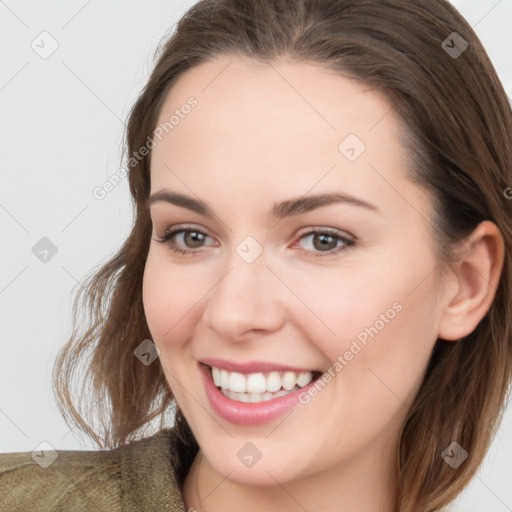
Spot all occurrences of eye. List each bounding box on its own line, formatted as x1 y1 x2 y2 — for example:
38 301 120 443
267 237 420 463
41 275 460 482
154 224 216 256
292 227 355 258
154 224 356 258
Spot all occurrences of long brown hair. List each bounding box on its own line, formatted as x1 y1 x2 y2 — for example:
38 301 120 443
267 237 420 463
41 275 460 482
52 1 512 510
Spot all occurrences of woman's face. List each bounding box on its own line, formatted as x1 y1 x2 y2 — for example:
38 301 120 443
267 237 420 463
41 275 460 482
143 55 446 486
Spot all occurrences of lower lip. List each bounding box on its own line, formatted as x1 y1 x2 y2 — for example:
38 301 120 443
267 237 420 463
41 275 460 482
199 362 319 425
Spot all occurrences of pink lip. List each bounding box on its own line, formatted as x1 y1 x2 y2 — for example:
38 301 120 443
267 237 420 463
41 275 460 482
199 357 318 374
199 362 320 425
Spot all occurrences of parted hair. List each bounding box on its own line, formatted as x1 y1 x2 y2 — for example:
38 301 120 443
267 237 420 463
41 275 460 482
52 1 512 510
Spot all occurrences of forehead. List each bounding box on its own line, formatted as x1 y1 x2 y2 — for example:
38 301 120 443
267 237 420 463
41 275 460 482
154 55 399 151
149 55 422 222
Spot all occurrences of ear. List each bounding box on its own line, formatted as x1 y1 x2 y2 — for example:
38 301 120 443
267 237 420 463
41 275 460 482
438 220 505 341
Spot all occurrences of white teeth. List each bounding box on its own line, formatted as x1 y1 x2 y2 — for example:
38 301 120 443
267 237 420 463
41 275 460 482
229 372 246 393
247 373 267 394
282 372 297 391
220 369 230 389
221 386 301 403
211 366 221 386
209 365 317 397
266 371 281 393
297 371 314 387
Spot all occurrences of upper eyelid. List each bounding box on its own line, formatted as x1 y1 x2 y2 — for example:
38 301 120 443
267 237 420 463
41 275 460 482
159 224 355 245
158 223 351 235
163 229 354 261
162 224 215 239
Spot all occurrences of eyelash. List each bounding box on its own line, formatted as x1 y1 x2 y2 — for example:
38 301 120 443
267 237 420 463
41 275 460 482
154 224 356 258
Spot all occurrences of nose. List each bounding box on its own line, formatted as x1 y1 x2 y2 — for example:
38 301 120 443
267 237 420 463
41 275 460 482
202 248 286 341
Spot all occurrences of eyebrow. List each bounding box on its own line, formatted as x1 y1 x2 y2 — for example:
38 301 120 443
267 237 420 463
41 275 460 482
146 189 379 221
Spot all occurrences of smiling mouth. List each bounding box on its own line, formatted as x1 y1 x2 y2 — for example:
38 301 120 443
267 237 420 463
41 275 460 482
206 364 323 403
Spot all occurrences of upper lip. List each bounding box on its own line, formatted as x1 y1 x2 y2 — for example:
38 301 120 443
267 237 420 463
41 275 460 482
199 357 320 374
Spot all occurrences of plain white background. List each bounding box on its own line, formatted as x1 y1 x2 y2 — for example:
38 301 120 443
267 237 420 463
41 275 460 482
1 1 511 510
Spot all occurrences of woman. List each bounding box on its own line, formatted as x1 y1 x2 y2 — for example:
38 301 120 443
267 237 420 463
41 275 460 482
1 0 511 511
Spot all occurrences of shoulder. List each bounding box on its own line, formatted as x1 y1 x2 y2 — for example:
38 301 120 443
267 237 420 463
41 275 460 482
0 429 186 512
0 446 123 511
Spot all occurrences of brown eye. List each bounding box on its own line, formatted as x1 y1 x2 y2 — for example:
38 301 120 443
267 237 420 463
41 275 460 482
295 228 355 258
154 226 215 255
311 233 338 252
181 231 207 249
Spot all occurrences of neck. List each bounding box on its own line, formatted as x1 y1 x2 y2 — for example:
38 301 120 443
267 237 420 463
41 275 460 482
181 438 398 512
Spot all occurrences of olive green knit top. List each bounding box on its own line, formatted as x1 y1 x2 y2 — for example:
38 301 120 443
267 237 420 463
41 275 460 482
0 426 198 511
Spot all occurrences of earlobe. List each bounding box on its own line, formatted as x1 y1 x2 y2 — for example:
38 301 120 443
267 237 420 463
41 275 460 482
437 221 505 341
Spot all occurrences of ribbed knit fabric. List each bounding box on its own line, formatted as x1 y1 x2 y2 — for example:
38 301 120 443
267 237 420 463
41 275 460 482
0 428 189 511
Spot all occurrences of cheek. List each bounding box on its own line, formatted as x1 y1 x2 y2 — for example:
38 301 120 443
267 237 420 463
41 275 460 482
288 252 439 400
278 263 403 358
142 253 204 349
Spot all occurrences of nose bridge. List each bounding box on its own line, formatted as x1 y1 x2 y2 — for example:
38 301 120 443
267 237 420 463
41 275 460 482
202 240 284 339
